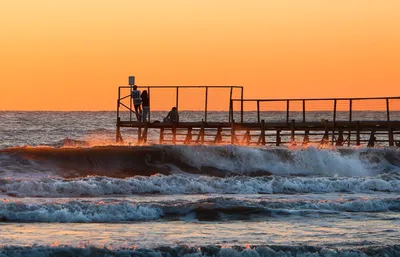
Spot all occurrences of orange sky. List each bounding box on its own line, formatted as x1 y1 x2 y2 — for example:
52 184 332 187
1 1 400 111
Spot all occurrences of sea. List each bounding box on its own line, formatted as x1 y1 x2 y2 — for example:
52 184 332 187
0 111 399 257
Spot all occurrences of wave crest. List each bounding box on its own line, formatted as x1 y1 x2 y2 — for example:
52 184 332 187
1 145 400 178
1 174 399 197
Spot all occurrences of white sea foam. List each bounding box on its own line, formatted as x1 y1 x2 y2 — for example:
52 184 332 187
172 145 398 177
1 174 399 197
1 197 398 223
0 201 162 222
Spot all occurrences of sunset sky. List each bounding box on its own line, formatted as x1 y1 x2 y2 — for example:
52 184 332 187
1 1 400 110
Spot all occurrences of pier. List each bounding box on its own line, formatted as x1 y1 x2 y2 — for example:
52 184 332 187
116 78 400 147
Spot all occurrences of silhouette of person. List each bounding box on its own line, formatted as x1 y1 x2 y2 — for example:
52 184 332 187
164 107 179 123
131 85 142 121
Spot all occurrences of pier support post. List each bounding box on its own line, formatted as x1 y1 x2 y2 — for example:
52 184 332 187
172 125 177 145
290 119 296 146
138 127 142 144
116 117 123 143
231 123 237 145
321 120 329 146
276 130 281 146
214 127 222 144
356 122 361 146
160 128 164 144
260 120 266 146
388 125 394 146
367 130 376 147
184 128 193 145
302 130 309 146
141 124 148 144
241 128 251 145
336 130 344 146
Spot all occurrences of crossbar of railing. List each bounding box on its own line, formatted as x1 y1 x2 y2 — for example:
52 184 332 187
233 96 400 101
231 96 400 123
119 85 243 89
117 85 243 123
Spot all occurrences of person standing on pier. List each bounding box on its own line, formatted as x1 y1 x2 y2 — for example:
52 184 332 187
131 85 142 121
141 90 149 122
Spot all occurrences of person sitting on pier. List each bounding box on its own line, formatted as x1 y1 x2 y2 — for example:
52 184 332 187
141 90 149 122
131 85 142 121
164 107 179 123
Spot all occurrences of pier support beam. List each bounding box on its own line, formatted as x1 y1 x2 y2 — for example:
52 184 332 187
214 127 222 144
241 129 251 145
116 118 123 143
140 124 148 144
184 128 193 145
160 128 164 144
356 122 361 146
257 120 266 146
231 123 237 144
336 130 344 147
196 122 205 144
290 120 296 146
172 125 177 145
138 127 142 144
302 130 309 146
276 130 281 146
388 125 394 146
368 131 376 147
321 120 329 145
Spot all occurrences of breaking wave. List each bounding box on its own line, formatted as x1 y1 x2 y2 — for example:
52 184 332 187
1 174 400 197
1 197 399 223
1 145 400 178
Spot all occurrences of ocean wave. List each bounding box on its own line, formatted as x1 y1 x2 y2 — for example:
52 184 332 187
1 174 400 197
0 245 399 257
1 145 400 178
0 201 162 223
1 197 399 223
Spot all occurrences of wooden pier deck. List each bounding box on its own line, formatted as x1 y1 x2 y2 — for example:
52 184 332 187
115 79 400 147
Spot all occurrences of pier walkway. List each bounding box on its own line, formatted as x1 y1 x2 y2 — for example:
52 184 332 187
116 79 400 147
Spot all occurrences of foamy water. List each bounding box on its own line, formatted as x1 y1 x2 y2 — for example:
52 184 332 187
0 111 399 256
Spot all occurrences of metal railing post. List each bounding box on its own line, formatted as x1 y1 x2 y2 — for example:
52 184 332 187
286 100 290 123
386 98 390 121
205 87 208 122
332 99 337 145
333 99 337 123
148 87 151 122
240 87 244 123
176 87 179 110
349 99 352 122
129 86 132 122
117 87 121 120
229 87 233 123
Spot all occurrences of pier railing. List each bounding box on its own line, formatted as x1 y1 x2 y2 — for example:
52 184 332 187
117 85 243 123
230 97 400 123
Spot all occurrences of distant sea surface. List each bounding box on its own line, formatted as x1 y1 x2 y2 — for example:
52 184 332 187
0 111 399 257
